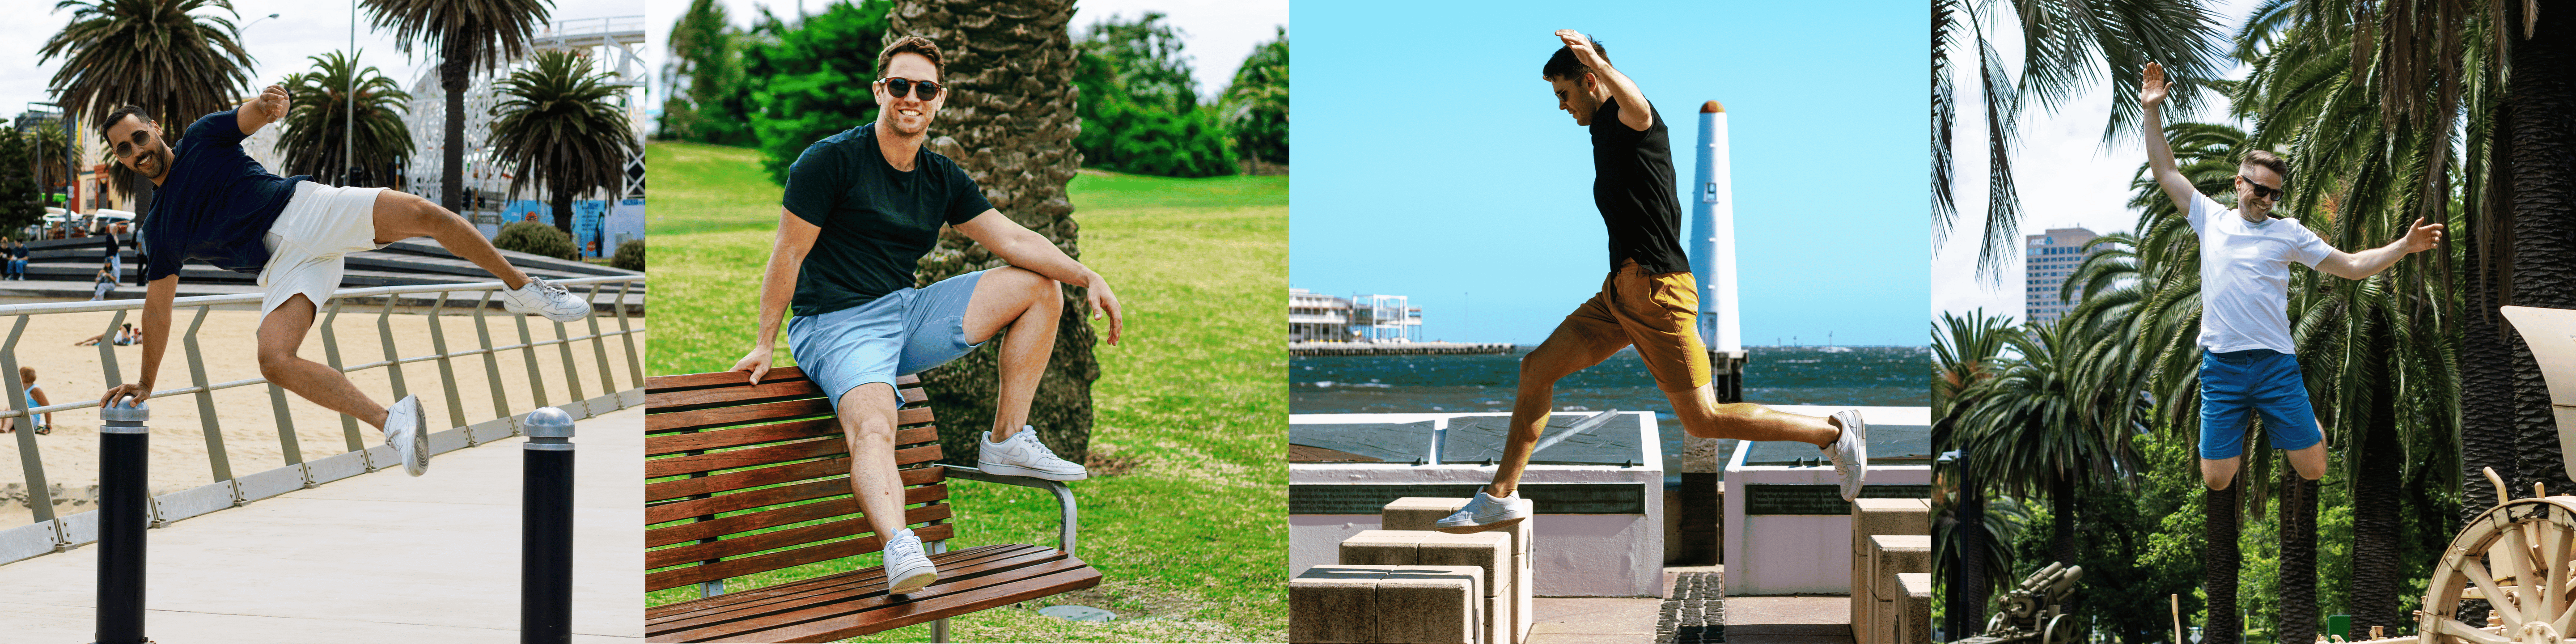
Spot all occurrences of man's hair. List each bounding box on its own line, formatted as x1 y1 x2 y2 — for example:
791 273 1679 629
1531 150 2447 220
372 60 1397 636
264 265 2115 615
2241 148 2289 186
97 105 153 142
1542 34 1609 80
877 36 948 80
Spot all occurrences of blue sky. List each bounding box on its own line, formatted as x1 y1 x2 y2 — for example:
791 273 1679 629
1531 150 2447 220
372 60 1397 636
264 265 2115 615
1290 0 1927 347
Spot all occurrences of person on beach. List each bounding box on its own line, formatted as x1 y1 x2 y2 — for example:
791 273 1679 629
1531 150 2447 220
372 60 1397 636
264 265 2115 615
89 263 114 301
89 85 594 477
6 238 25 280
3 367 51 434
729 36 1125 595
78 323 141 347
2137 62 2444 491
1435 31 1873 534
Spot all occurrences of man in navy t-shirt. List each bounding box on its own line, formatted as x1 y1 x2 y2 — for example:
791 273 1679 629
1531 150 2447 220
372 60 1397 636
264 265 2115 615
728 37 1127 595
91 85 596 477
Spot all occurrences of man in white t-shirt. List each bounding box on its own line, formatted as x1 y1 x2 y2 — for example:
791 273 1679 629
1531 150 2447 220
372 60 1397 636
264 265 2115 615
2139 62 2445 491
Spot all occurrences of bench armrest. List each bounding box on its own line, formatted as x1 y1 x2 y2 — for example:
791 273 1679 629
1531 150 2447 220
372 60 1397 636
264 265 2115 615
936 464 1078 556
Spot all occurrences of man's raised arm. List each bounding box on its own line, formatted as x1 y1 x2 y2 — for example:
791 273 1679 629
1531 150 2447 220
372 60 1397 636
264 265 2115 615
235 85 291 136
1557 30 1652 131
2139 63 2198 213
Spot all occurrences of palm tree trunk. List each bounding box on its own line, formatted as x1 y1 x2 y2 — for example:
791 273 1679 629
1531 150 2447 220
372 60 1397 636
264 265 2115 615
2204 480 2239 644
1953 465 1987 639
2051 475 2076 568
2509 0 2576 498
441 35 475 214
2350 390 2406 632
892 0 1095 466
2278 471 2318 643
2462 203 2517 525
551 191 575 239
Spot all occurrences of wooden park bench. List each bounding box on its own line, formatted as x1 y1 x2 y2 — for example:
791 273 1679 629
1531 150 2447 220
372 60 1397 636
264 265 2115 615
644 368 1100 643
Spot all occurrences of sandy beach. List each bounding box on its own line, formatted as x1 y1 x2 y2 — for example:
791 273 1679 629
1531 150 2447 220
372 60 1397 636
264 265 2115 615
0 303 646 528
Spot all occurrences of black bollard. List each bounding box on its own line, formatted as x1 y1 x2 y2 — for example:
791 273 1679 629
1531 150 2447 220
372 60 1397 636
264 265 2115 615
96 397 148 644
521 407 575 644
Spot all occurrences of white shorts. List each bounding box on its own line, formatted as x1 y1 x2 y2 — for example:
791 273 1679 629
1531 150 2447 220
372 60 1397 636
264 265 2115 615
258 182 388 319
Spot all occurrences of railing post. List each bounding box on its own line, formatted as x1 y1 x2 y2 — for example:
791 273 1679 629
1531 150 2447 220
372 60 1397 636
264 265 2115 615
320 298 368 458
554 317 584 409
615 281 641 389
377 295 411 402
521 407 575 644
475 292 514 431
517 315 551 411
179 306 236 500
585 284 617 401
93 309 124 386
2 316 56 529
427 292 470 433
96 397 148 644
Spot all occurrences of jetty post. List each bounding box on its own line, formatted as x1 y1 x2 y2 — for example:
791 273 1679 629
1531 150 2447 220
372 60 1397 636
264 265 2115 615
1679 100 1749 565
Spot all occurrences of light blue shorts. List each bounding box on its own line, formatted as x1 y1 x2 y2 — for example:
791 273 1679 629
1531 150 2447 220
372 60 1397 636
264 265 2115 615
787 270 987 410
2198 348 2323 459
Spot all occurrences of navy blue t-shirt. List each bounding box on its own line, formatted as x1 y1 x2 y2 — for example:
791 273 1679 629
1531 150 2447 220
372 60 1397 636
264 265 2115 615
140 109 310 280
780 123 994 318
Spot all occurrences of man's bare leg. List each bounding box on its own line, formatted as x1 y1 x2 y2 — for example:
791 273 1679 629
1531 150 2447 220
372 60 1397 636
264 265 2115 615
958 267 1062 443
838 382 913 539
2203 443 2325 491
1665 384 1841 445
258 294 390 429
369 190 531 289
1487 322 1628 497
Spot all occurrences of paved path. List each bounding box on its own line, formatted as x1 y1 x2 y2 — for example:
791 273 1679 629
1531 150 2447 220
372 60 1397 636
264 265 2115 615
0 407 644 643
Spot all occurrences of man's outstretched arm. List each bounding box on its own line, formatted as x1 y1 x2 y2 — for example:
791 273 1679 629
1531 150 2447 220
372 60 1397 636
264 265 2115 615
2314 218 2444 280
953 210 1123 345
1556 30 1652 131
2139 63 2199 213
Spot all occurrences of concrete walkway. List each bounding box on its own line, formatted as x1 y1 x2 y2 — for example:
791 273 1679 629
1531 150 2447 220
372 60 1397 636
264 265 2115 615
0 407 643 643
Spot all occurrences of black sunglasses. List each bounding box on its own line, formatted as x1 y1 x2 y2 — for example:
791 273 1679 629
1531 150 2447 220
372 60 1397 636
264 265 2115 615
878 77 944 101
2239 175 2285 201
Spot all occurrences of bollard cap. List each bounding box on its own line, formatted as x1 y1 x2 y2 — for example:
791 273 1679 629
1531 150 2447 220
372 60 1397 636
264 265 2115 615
523 406 576 439
100 396 149 423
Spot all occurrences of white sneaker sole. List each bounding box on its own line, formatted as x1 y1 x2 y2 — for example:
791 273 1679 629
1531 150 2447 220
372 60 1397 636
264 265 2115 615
1836 411 1868 501
979 462 1089 482
1435 515 1526 534
888 566 937 594
504 301 590 323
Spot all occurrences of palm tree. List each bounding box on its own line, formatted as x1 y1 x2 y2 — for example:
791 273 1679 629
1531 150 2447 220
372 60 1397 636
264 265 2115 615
1952 319 2143 571
360 0 551 213
40 0 256 212
1931 309 2022 637
486 50 639 236
889 0 1098 466
1932 0 2230 282
278 51 413 187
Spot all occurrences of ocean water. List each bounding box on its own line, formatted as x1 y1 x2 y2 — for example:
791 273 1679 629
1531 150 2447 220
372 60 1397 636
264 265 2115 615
1290 345 1928 476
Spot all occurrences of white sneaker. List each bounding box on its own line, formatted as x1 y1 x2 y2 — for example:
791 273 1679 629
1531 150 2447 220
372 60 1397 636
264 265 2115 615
978 427 1089 481
1825 409 1868 501
883 528 938 594
500 277 590 322
1434 491 1532 534
385 394 429 477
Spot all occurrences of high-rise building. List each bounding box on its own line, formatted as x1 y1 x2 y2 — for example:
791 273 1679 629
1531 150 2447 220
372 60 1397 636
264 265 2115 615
2025 227 2099 326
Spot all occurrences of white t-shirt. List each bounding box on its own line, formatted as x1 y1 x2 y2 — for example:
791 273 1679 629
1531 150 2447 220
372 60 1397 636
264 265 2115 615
2190 191 2333 354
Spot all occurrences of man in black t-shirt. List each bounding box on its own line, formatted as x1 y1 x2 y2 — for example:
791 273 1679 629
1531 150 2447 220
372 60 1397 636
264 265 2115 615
1437 32 1872 534
730 36 1127 595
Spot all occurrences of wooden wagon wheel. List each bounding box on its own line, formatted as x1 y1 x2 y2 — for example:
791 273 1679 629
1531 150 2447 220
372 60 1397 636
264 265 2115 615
2418 494 2576 644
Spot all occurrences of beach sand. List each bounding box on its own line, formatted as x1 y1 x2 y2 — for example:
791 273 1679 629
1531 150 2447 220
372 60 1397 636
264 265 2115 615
0 304 646 528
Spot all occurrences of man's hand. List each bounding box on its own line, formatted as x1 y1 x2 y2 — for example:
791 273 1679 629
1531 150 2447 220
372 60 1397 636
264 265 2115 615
1085 276 1125 346
2141 62 2169 109
1555 30 1608 72
731 346 776 386
252 85 290 120
98 381 151 408
2400 217 2445 254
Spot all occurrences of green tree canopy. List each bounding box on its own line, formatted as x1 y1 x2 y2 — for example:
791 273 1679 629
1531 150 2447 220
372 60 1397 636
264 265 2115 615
657 0 754 146
1220 26 1287 167
278 50 414 187
740 0 895 185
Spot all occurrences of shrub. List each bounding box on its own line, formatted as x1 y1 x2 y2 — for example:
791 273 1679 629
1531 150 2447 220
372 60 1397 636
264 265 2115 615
495 221 578 260
610 238 646 271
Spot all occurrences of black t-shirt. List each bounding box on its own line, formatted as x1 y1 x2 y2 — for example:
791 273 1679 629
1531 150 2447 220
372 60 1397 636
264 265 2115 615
1589 97 1689 275
781 123 994 317
140 109 311 280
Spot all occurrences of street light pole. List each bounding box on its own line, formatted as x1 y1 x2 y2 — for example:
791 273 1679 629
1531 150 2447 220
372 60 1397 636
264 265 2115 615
347 0 357 186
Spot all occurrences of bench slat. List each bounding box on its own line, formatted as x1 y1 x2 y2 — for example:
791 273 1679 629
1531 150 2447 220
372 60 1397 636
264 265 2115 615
645 418 836 456
646 484 950 551
644 544 1042 623
646 467 939 525
647 501 954 568
648 465 942 510
646 369 917 394
647 523 956 592
650 400 934 433
646 432 938 479
649 550 1099 642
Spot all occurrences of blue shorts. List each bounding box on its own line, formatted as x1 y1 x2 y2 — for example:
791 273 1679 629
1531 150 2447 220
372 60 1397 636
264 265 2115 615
2198 348 2323 459
787 270 987 410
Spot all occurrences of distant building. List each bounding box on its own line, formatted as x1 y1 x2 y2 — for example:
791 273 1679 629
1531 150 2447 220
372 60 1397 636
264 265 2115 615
2025 227 2099 326
1290 289 1422 342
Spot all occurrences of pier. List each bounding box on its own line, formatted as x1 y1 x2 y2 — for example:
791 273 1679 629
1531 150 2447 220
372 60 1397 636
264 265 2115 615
1289 341 1515 356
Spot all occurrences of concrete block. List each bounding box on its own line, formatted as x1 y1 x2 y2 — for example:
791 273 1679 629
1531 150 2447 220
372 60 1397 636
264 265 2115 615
1897 573 1933 644
1292 565 1390 643
1290 565 1487 644
1337 531 1516 644
1343 530 1427 567
1870 535 1932 599
1851 499 1931 640
1382 497 1470 532
1378 567 1483 644
1513 558 1532 644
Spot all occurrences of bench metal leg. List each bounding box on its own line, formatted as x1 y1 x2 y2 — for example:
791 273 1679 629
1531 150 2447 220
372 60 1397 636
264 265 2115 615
701 580 724 597
934 617 950 643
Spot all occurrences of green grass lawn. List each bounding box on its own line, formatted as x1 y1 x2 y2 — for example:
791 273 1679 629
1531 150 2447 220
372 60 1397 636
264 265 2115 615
645 141 1285 642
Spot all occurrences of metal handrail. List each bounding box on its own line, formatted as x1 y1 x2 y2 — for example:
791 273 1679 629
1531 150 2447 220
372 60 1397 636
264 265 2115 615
0 274 647 563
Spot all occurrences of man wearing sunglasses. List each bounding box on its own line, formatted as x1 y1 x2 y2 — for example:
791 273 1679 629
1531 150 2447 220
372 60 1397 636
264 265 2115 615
731 36 1125 595
89 86 595 480
1434 31 1873 535
2139 61 2444 492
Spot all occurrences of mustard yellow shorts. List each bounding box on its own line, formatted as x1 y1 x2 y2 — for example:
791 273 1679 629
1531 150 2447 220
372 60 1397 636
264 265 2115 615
1552 259 1710 392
